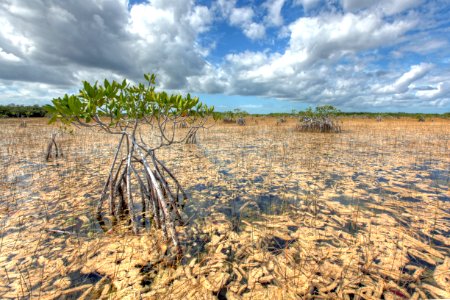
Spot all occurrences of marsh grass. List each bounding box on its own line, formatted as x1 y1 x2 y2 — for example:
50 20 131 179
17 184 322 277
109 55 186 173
0 117 449 299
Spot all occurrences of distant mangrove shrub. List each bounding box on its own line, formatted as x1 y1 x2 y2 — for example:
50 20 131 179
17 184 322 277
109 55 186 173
297 105 342 133
234 109 248 126
221 108 249 125
222 111 235 123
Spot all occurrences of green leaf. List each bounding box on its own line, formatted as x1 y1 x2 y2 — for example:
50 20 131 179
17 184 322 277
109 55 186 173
47 72 214 130
67 96 77 114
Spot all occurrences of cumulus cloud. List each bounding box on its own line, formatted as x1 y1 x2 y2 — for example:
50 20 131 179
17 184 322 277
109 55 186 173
243 23 266 40
0 47 21 62
416 82 450 100
229 6 254 25
264 0 286 26
187 4 450 112
0 0 448 112
341 0 377 11
214 0 265 40
0 0 136 87
127 0 213 88
293 0 322 10
189 11 416 103
398 38 448 56
0 80 69 105
288 12 414 64
341 0 422 15
0 0 213 95
375 63 433 94
215 0 236 16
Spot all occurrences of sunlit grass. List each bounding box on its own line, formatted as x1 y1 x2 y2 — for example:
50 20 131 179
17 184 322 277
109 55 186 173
0 117 449 299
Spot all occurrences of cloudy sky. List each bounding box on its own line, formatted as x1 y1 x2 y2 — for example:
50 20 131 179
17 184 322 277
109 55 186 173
0 0 449 113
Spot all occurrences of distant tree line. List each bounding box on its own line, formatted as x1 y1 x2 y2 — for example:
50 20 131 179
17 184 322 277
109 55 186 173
252 108 449 119
0 104 48 118
1 104 448 119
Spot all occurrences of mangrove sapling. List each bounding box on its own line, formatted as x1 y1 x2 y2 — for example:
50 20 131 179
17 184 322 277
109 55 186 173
45 73 215 254
45 132 63 161
276 117 286 125
19 118 27 128
236 117 246 126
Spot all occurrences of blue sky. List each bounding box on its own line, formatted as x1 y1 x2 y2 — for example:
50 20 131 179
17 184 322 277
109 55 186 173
0 0 449 113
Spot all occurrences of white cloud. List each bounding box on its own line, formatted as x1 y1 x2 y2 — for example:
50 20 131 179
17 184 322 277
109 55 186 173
341 0 422 15
288 13 414 63
225 51 270 69
216 2 266 40
189 6 213 33
376 63 433 94
128 4 175 43
228 6 266 40
341 0 377 11
243 23 266 40
401 39 448 55
127 1 214 88
0 81 68 105
0 47 21 62
264 0 286 26
382 0 422 15
293 0 321 10
210 12 414 87
216 0 236 16
188 9 441 111
229 7 254 25
0 18 35 58
416 82 450 100
0 0 212 91
239 104 263 108
0 0 448 112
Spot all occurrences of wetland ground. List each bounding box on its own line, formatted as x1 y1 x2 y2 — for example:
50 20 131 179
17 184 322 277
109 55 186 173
0 117 449 299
